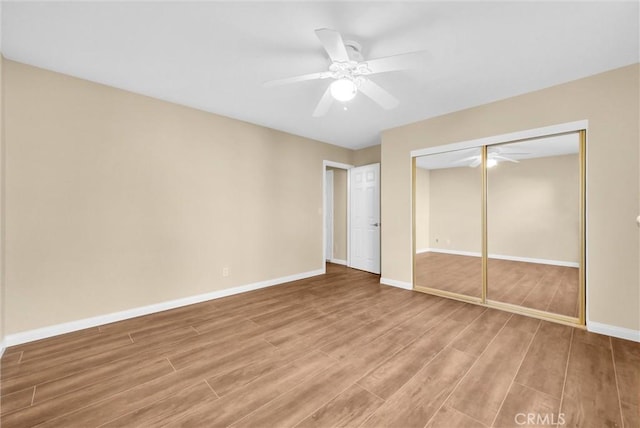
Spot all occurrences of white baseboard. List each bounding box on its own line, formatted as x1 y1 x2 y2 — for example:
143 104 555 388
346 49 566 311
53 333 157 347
328 258 347 266
421 248 579 268
416 248 431 254
3 269 324 348
0 340 5 358
490 254 579 268
587 321 640 343
380 277 413 290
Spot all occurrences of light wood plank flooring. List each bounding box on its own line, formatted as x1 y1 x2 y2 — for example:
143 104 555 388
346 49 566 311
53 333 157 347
415 252 579 317
1 263 635 427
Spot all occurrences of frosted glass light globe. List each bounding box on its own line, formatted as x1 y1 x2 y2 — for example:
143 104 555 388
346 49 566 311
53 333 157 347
330 79 357 102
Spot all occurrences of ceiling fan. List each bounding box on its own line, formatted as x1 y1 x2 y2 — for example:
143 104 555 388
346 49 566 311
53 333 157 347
263 28 430 117
455 148 531 168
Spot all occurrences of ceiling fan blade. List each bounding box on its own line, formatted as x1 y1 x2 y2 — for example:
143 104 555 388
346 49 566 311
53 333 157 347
312 86 334 117
493 150 531 156
453 155 479 164
358 79 399 110
469 159 481 168
315 28 350 62
263 71 331 88
492 155 520 163
365 50 432 75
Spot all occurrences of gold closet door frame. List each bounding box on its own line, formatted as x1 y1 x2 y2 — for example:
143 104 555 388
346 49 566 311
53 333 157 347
412 130 586 327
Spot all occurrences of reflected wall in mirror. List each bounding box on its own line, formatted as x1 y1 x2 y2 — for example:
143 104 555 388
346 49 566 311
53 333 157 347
414 148 482 299
486 133 581 318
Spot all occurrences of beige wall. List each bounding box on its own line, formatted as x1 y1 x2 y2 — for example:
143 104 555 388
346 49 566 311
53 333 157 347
414 167 430 251
417 154 580 263
382 64 640 331
353 144 380 166
328 167 347 261
4 60 353 334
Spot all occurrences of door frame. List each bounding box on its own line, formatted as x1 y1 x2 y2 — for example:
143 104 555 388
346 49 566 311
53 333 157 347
322 160 354 273
410 119 588 327
325 170 334 261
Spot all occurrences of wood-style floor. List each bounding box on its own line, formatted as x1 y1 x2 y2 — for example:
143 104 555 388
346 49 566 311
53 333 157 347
1 263 637 427
415 252 579 317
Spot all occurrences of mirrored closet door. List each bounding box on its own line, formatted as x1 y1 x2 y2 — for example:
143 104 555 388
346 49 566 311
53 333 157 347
413 148 483 300
486 133 582 321
412 130 585 325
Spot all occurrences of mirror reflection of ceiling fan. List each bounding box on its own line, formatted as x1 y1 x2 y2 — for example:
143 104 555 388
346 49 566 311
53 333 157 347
263 28 430 117
456 148 531 168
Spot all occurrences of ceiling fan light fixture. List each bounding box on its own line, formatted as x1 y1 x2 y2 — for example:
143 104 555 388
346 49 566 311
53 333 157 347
486 158 498 168
330 78 357 102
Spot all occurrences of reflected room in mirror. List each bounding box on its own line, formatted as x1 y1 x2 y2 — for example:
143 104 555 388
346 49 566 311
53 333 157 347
414 147 483 299
413 131 583 321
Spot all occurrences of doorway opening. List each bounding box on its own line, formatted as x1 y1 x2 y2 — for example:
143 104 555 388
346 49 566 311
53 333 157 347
323 160 382 275
323 161 352 272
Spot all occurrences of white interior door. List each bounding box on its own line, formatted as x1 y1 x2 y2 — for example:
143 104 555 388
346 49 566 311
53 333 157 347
349 163 380 274
325 170 334 260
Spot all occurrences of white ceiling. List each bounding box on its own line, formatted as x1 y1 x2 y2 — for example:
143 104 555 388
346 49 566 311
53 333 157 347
416 132 580 170
2 1 638 149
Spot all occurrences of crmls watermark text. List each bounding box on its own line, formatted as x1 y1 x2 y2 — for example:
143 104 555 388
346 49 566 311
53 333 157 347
515 412 566 426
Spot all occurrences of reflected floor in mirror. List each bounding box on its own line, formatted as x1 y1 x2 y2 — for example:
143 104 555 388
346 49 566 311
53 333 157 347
415 252 579 318
415 252 482 298
488 258 579 318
